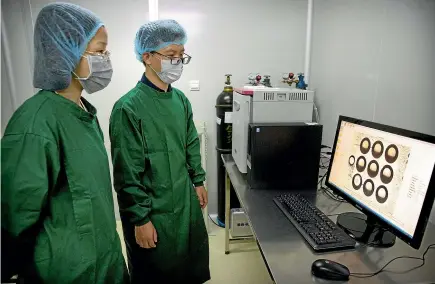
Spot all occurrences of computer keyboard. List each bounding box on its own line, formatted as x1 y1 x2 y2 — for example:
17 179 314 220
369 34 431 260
274 193 356 252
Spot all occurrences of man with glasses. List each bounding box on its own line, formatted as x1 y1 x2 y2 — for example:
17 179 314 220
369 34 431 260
109 19 210 283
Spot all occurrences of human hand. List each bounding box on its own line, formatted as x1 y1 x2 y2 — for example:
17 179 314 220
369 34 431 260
195 186 208 209
135 221 157 249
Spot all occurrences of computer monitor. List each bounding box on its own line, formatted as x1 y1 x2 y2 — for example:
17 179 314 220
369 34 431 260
326 116 435 249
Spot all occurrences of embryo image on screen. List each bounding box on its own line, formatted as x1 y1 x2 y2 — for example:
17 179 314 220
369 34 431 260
348 131 410 210
329 121 435 237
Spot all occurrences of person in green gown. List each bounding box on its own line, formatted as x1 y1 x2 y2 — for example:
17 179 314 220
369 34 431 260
109 19 210 283
1 3 128 283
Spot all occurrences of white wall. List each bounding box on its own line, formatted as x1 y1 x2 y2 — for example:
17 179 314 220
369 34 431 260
1 0 35 134
1 48 14 135
310 0 435 223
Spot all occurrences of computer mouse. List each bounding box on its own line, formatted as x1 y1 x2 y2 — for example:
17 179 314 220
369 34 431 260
311 259 350 281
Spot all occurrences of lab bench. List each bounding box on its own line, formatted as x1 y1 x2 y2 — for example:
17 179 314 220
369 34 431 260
222 154 435 284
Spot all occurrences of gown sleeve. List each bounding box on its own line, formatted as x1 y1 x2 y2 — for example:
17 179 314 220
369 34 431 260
185 98 206 187
1 133 60 278
110 106 151 226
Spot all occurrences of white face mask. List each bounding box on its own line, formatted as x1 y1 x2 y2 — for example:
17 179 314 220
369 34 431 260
74 53 113 94
150 55 183 84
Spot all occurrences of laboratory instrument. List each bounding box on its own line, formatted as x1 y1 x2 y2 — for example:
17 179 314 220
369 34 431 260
247 73 262 86
230 208 253 237
296 73 307 89
232 86 314 173
282 72 299 87
247 123 322 190
262 75 272 87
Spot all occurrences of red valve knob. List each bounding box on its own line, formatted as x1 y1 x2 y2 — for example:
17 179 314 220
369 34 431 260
256 75 262 81
289 73 294 79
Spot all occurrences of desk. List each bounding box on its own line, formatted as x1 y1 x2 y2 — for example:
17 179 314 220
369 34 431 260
222 154 435 284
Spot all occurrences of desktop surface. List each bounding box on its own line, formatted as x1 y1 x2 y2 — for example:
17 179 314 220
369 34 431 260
222 154 435 284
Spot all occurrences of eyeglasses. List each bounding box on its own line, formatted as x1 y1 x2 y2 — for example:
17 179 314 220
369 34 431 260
84 50 111 59
152 52 192 65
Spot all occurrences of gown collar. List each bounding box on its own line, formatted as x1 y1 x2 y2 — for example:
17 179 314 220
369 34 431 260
44 91 97 122
140 73 172 93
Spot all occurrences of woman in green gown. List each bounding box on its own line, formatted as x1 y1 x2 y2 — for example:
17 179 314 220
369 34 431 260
1 3 128 283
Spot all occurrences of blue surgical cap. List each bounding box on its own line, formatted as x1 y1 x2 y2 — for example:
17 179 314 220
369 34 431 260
33 2 104 90
135 19 187 62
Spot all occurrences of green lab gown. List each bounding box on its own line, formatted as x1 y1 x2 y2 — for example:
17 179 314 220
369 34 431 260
110 82 210 283
1 91 129 283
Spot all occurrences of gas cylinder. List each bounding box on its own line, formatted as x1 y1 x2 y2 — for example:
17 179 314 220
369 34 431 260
215 74 240 226
216 74 233 151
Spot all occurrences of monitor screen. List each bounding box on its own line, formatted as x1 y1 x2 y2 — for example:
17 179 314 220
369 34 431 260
328 120 435 239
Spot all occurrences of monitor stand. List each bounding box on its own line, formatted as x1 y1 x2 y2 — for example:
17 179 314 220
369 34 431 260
336 212 396 248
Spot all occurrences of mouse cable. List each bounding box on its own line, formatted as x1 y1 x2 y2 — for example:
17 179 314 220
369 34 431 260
350 243 435 278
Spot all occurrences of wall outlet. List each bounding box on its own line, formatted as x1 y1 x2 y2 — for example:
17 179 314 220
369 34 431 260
189 80 200 91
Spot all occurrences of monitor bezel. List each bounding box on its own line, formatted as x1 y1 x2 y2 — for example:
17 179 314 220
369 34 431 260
325 116 435 249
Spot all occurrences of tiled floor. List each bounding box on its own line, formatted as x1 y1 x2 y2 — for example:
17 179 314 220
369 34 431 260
116 221 273 284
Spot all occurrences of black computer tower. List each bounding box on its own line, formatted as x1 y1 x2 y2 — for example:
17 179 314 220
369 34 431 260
247 123 323 190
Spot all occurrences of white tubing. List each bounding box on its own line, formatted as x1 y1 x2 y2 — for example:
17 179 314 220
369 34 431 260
304 0 314 85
